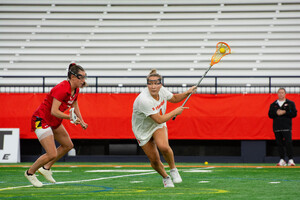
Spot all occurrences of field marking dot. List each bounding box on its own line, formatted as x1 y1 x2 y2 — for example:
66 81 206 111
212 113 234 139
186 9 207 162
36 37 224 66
130 181 144 183
199 181 210 183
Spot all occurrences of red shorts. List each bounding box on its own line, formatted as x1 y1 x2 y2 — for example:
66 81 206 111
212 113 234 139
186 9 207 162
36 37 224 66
31 115 61 132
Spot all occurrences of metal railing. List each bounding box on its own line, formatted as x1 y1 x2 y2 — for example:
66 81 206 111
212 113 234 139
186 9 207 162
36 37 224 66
0 75 299 94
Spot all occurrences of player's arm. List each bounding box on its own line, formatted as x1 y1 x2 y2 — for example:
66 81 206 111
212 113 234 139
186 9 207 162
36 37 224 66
72 101 83 121
72 101 88 129
51 98 70 120
268 103 279 119
285 101 297 118
150 107 189 124
168 86 196 103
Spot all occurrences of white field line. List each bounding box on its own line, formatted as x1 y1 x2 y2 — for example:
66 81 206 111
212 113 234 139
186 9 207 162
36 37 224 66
85 170 154 173
52 170 72 173
182 169 213 173
0 171 157 191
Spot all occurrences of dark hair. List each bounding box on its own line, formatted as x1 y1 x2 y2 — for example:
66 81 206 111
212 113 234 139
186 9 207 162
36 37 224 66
68 63 87 87
68 63 85 79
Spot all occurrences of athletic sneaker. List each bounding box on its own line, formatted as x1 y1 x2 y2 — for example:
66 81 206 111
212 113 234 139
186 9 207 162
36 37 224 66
288 159 296 166
170 168 182 183
24 170 43 187
276 159 287 166
38 167 56 183
163 176 174 188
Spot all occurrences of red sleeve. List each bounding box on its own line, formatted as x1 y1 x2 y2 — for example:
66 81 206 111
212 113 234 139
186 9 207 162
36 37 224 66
50 81 70 102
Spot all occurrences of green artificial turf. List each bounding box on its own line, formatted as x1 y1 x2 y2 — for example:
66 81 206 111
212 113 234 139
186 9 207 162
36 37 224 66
0 163 299 200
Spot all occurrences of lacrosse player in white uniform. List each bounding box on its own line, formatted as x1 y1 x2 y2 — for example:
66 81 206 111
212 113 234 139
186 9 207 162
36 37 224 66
132 69 196 187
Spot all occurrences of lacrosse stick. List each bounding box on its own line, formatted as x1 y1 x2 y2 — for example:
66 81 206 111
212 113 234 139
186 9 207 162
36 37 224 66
70 108 78 124
70 107 88 129
173 42 231 120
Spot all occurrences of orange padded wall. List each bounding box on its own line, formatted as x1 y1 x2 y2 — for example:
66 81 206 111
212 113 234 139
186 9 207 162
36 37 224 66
0 93 299 140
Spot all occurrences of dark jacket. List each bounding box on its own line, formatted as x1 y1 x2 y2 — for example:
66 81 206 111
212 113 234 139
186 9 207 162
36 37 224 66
268 99 297 132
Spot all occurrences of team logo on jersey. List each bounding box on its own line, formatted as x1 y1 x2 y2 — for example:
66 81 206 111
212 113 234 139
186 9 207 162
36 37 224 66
35 117 49 129
35 120 42 129
152 100 165 111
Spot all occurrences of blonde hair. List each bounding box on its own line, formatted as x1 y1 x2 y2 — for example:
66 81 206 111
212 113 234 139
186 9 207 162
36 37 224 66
147 69 162 80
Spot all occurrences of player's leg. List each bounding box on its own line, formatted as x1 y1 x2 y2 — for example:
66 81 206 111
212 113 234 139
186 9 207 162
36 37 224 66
152 127 175 169
283 131 295 166
25 128 57 187
37 124 73 183
43 124 74 169
141 138 174 187
153 127 182 183
275 131 286 166
142 138 168 177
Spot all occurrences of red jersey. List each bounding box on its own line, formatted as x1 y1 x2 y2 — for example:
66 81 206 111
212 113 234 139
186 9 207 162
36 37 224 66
31 80 79 131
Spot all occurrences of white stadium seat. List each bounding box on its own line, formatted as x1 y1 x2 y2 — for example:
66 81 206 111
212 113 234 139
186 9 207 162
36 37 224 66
0 0 299 93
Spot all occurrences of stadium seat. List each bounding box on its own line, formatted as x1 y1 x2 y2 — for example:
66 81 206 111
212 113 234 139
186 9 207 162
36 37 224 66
0 0 300 93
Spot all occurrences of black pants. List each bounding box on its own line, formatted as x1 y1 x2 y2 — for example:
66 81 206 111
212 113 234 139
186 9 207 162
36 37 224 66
274 130 294 160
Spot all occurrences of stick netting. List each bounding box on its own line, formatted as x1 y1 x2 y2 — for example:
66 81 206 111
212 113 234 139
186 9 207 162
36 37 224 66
210 42 231 66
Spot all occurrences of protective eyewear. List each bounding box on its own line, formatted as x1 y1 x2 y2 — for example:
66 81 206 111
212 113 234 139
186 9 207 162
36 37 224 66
70 70 87 80
147 78 161 85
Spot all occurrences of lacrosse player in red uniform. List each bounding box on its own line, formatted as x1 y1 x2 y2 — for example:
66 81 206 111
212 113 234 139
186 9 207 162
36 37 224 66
25 63 88 187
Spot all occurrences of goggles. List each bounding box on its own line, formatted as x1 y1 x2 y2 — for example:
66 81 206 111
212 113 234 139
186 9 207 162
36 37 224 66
147 78 161 85
69 70 87 80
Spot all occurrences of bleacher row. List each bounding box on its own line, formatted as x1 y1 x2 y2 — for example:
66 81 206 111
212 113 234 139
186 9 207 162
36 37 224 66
0 0 300 92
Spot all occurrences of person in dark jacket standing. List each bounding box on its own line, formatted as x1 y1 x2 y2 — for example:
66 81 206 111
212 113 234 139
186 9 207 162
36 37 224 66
268 88 297 166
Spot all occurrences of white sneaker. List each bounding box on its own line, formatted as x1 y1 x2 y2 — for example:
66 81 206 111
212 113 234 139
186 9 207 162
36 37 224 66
170 168 182 183
24 170 43 187
38 167 56 183
276 159 287 166
288 159 296 166
163 176 174 188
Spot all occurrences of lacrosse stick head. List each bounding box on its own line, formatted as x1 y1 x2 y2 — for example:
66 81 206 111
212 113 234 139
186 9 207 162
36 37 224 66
210 42 231 66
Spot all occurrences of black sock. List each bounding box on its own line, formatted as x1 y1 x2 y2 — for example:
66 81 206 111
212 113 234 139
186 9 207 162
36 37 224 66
26 170 33 176
43 166 50 170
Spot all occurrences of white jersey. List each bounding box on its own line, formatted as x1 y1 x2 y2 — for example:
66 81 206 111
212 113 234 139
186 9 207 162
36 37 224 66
132 86 173 146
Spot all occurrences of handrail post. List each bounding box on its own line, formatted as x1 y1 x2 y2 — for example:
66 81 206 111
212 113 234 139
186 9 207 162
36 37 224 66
96 77 98 93
215 77 218 94
42 77 45 93
269 77 271 93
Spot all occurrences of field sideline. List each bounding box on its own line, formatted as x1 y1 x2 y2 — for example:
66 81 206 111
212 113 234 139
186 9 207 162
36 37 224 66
1 163 300 168
0 163 299 199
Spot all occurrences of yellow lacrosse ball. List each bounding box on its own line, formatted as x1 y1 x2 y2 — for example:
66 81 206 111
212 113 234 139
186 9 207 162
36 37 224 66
219 48 226 54
204 161 208 165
